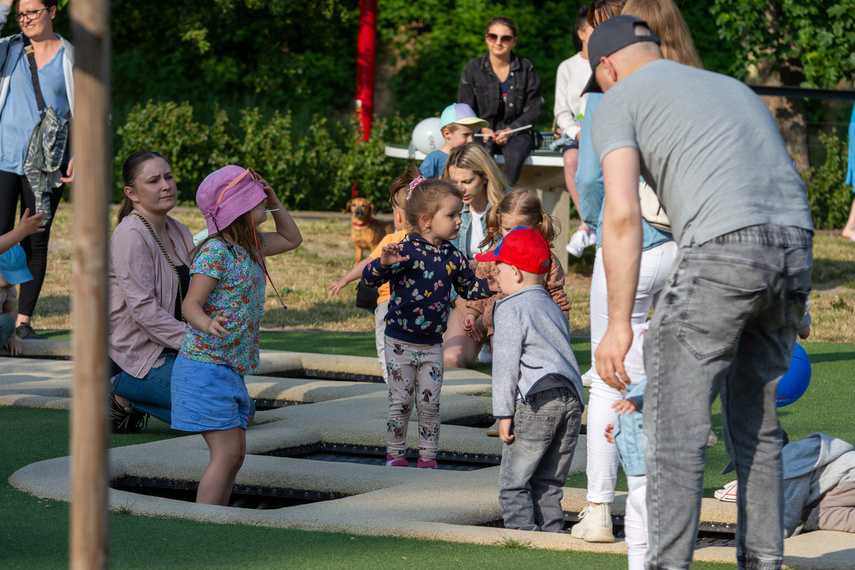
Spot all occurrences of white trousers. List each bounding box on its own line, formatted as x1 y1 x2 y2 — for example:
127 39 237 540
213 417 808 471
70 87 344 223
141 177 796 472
586 242 676 503
625 475 648 570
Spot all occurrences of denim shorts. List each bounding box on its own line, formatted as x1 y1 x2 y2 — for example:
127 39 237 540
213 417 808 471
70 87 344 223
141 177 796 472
171 355 251 432
560 141 579 154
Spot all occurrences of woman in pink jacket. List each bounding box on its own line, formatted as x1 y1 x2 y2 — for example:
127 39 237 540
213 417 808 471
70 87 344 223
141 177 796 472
107 151 195 433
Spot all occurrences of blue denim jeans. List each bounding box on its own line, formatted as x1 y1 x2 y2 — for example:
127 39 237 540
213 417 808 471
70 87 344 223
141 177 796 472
499 386 583 532
110 353 176 424
643 225 812 570
0 312 14 347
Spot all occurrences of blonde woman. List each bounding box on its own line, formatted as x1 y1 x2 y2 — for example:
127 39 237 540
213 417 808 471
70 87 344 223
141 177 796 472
441 142 507 368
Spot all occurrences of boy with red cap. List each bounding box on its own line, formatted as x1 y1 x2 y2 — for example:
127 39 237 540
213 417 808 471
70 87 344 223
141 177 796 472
476 227 585 532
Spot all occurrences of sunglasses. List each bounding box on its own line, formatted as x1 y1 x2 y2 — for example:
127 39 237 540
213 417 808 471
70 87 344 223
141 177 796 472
485 33 514 45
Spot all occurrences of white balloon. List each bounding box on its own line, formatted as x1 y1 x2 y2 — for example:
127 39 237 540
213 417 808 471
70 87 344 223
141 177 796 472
411 117 443 155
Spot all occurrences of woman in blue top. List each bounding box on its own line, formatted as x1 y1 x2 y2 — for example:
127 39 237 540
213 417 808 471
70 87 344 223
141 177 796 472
569 0 701 544
441 142 506 368
0 0 73 339
842 104 855 241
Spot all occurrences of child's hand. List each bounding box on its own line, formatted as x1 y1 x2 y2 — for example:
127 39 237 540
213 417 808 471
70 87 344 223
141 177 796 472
18 209 45 236
4 336 22 356
328 279 348 295
462 313 483 342
204 310 232 338
612 397 639 416
379 243 407 267
605 421 615 444
499 418 514 443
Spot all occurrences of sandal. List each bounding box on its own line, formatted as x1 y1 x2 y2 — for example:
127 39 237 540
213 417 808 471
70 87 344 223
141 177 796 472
109 393 147 434
714 480 738 503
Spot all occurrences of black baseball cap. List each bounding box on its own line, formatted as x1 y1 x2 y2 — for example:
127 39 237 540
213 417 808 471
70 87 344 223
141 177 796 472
581 15 661 95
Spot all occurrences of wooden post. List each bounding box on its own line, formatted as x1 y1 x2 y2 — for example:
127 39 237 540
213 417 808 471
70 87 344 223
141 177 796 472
69 0 111 568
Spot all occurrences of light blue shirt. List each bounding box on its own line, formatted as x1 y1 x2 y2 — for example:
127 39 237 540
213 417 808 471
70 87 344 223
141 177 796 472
0 45 70 174
419 149 448 179
575 94 671 251
846 104 854 188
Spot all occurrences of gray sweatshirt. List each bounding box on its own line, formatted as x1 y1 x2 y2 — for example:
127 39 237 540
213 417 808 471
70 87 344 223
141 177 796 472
491 285 585 418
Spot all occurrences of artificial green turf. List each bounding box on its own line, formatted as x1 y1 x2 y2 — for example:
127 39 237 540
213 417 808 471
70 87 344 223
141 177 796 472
0 407 735 569
4 333 847 568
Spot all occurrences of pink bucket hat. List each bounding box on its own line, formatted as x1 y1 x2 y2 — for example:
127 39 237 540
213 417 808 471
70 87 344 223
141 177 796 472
196 165 267 235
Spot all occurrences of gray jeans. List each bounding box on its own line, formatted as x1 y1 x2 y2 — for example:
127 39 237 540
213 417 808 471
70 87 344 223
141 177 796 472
499 386 583 532
643 225 812 570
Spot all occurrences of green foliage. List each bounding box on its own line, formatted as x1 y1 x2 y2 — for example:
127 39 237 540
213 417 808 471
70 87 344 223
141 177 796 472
803 129 854 229
115 101 416 210
711 0 855 87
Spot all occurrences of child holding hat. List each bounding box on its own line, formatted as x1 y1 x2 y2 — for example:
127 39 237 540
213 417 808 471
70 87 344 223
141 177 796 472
0 244 33 355
419 103 488 179
172 165 302 505
476 227 585 532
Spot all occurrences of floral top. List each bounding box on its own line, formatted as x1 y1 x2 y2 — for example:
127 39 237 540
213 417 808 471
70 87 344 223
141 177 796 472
179 239 266 374
362 233 493 345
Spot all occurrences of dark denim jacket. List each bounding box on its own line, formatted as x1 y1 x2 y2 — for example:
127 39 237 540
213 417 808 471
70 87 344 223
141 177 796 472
458 51 542 132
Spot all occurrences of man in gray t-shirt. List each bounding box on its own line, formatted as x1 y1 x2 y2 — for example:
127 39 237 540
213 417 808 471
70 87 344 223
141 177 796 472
583 16 813 569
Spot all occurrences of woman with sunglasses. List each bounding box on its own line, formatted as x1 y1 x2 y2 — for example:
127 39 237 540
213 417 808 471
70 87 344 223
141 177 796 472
458 16 542 185
0 0 73 340
107 152 196 433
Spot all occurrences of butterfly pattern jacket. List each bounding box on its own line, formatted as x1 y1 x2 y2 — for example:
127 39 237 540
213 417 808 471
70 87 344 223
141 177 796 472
362 233 493 345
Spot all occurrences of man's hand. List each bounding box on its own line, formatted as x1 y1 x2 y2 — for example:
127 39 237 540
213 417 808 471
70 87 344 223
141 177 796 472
595 322 633 390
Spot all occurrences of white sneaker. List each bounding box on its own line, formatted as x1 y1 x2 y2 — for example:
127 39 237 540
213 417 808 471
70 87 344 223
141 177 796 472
565 229 596 257
580 367 595 386
478 343 492 363
714 480 737 503
570 503 615 543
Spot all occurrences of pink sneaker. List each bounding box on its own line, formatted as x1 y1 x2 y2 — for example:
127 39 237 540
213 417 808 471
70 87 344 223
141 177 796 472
417 458 437 469
386 455 408 467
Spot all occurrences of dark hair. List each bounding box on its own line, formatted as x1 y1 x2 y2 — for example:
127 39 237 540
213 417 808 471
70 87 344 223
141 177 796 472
481 188 558 249
389 164 422 211
14 0 59 9
117 151 169 223
486 16 517 37
573 5 590 53
404 178 463 234
587 0 627 27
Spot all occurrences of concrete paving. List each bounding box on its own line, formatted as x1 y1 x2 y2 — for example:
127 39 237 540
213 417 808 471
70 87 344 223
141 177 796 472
4 340 854 568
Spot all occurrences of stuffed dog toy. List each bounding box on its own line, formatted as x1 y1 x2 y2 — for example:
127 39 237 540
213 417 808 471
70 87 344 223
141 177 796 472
347 197 394 266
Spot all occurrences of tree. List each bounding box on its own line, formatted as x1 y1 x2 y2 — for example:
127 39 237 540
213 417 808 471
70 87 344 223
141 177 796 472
711 0 855 170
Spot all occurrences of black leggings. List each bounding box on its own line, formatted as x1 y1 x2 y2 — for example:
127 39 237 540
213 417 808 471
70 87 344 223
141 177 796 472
0 170 65 318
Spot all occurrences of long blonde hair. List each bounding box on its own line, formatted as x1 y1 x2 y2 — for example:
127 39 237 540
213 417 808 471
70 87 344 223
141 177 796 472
622 0 702 68
587 0 627 26
442 143 507 210
481 189 558 249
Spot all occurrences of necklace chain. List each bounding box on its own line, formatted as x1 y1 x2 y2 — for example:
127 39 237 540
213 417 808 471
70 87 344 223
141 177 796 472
130 212 186 322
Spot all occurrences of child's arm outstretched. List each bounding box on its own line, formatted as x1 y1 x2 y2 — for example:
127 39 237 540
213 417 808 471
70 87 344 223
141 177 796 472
329 258 371 294
182 275 231 338
452 250 498 300
258 177 302 255
0 209 44 255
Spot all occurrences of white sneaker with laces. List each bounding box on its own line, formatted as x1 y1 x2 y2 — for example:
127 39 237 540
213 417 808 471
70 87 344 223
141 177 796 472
566 229 588 257
570 503 615 542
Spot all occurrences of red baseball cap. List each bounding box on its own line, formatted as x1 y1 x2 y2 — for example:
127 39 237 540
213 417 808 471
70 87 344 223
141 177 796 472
475 227 552 274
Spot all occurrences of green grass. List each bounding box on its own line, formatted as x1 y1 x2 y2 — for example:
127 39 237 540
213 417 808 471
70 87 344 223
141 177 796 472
0 411 737 569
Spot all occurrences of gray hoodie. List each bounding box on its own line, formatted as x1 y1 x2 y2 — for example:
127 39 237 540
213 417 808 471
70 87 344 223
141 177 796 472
491 285 585 418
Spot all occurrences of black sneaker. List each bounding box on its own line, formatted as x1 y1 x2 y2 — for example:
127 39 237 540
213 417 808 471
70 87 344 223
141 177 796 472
15 323 42 339
109 394 147 434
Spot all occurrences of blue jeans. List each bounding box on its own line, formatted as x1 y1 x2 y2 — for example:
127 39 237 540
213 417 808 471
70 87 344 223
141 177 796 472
0 312 13 346
643 225 812 570
499 386 583 532
110 353 176 424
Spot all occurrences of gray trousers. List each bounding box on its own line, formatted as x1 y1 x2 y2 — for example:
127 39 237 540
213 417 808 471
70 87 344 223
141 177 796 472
643 225 812 570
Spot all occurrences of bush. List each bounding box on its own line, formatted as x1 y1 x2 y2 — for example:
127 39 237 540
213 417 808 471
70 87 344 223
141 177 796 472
115 101 417 210
804 129 853 230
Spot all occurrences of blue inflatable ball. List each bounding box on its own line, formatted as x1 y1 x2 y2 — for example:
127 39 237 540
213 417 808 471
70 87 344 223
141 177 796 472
776 343 811 407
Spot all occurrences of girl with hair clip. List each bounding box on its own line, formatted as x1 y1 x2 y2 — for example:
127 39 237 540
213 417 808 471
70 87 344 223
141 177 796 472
571 0 702 544
441 142 507 368
329 165 420 382
171 165 302 505
465 189 571 436
362 177 497 469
